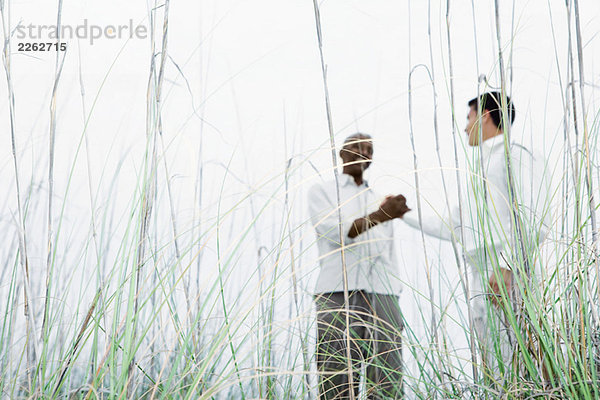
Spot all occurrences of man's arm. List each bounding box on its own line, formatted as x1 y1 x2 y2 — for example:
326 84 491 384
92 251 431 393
486 145 550 309
308 183 359 246
488 267 513 308
348 195 410 238
402 209 458 241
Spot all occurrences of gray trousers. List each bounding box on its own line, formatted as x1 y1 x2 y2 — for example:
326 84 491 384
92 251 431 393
314 291 404 399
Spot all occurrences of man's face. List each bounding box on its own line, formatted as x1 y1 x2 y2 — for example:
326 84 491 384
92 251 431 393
340 136 373 174
465 106 481 146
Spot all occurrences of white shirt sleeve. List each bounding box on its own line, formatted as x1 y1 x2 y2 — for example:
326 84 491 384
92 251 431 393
402 207 460 242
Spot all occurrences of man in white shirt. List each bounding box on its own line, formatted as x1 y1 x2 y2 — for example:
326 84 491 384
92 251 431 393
308 133 410 399
403 92 549 386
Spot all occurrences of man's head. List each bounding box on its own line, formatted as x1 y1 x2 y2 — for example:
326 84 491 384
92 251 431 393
465 91 515 146
340 133 373 181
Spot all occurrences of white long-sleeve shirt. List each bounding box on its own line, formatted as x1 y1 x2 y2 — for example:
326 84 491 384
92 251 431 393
308 173 402 295
403 135 550 267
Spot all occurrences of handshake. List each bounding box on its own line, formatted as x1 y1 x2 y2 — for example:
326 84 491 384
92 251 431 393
378 194 411 221
381 193 513 310
347 194 411 239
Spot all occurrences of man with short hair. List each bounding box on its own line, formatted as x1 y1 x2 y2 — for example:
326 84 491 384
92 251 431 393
403 92 549 386
308 133 410 399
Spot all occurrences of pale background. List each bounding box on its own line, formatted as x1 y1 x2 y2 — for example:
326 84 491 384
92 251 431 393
1 0 599 397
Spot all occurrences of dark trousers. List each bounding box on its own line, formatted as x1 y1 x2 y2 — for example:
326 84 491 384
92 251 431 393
314 291 404 399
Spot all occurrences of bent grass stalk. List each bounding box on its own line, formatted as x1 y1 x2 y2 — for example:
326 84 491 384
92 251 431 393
0 1 40 392
572 0 600 329
283 110 311 396
40 0 65 390
126 0 171 393
311 1 355 398
444 0 479 383
408 63 447 390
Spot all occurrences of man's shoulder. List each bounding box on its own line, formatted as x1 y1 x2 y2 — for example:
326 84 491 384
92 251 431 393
489 141 532 154
307 179 335 206
308 177 356 192
308 179 335 194
490 142 536 162
510 142 533 157
509 143 543 168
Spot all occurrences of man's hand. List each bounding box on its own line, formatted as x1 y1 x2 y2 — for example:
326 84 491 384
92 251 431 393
379 195 411 221
348 195 411 239
488 267 513 308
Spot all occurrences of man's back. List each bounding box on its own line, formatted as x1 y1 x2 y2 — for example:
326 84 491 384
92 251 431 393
463 137 550 264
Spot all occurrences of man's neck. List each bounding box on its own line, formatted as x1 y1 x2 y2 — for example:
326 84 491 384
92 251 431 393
482 128 504 143
343 171 363 186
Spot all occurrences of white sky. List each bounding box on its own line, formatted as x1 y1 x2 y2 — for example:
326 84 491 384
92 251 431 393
4 0 599 208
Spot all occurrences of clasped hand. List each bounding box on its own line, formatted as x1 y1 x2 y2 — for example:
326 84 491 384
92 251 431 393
380 195 411 220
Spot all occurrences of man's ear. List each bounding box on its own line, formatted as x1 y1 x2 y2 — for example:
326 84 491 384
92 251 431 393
481 110 491 124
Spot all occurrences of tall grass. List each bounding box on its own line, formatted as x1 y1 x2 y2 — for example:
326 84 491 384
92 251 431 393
0 0 599 399
1 0 38 392
310 0 356 397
